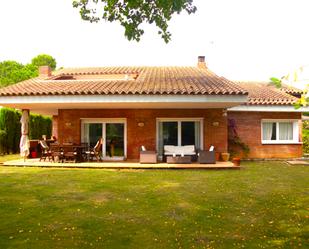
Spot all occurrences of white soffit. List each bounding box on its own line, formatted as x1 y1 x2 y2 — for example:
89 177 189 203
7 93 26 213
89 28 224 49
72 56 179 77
0 94 248 115
0 94 247 104
228 105 309 112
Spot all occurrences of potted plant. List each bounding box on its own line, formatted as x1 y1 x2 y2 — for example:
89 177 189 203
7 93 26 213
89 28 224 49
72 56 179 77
232 157 241 166
221 152 230 162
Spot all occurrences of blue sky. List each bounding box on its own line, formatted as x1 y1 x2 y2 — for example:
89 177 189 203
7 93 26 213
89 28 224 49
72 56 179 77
1 0 309 81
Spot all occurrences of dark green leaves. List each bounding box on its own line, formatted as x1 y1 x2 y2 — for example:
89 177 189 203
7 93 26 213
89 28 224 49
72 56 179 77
0 108 52 154
73 0 197 43
0 61 38 88
31 54 57 71
0 54 57 88
270 75 309 108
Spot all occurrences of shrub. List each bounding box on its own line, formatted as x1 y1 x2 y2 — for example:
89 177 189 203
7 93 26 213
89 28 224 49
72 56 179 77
228 118 250 158
0 108 51 154
303 121 309 154
0 129 7 155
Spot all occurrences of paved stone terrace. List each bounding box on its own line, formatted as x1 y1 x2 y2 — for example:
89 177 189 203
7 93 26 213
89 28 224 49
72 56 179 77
2 159 239 170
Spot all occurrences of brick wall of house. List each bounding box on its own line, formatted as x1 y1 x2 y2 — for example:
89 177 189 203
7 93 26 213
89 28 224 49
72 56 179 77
52 115 58 139
57 109 228 160
227 111 303 158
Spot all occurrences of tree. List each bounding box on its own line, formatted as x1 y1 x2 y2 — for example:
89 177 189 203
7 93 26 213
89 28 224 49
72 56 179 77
0 61 37 88
72 0 197 43
270 67 309 108
0 54 57 88
31 54 57 70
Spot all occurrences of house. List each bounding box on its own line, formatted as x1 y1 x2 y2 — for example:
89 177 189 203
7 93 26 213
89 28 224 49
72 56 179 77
0 56 307 160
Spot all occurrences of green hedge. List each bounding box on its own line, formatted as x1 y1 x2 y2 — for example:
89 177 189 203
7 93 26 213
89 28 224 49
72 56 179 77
303 120 309 155
0 108 52 155
29 114 52 141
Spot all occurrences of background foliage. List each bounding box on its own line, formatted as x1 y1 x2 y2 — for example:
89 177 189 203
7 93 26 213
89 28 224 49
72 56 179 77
0 54 57 88
0 108 52 155
31 54 57 71
228 118 250 158
73 0 197 43
302 120 309 154
0 61 37 88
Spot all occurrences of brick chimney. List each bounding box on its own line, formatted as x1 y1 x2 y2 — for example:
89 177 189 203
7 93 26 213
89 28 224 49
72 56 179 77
197 56 207 69
39 66 52 77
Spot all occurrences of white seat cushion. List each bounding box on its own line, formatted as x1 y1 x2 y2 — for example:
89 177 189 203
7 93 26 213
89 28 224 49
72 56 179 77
164 145 195 156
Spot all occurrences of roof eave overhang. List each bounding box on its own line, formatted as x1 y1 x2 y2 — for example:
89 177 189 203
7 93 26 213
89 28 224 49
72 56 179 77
0 94 247 115
228 105 309 112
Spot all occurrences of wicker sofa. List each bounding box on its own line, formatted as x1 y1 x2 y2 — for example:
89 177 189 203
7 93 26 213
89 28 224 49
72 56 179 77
164 145 196 163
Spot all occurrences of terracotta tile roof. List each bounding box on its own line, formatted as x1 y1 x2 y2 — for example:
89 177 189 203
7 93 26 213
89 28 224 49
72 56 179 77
237 82 299 105
279 84 303 95
0 67 247 96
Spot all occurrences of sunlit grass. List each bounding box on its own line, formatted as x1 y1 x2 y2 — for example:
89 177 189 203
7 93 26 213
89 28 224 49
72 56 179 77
0 154 20 163
0 161 308 248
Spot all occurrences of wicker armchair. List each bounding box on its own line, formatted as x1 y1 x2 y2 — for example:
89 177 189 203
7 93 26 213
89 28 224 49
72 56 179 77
198 146 216 164
140 146 157 164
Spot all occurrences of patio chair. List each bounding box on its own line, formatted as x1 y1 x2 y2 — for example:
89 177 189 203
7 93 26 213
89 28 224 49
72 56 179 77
63 145 77 162
79 143 90 162
140 146 157 164
198 145 216 164
80 142 89 162
50 143 64 163
39 140 53 161
85 138 103 162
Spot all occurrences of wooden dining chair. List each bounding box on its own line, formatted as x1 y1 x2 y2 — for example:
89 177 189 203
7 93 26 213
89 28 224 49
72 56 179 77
85 138 103 162
50 144 64 163
39 140 53 161
63 146 76 162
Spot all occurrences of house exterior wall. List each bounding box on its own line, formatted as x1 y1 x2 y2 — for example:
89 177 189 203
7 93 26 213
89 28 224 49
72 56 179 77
57 109 228 160
227 111 303 158
52 115 58 139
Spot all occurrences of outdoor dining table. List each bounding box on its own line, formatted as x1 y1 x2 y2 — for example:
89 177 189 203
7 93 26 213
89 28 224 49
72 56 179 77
50 144 88 163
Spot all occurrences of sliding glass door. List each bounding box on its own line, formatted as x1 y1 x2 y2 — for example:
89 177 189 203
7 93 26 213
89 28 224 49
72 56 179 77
82 119 126 160
157 119 203 157
105 123 125 158
162 122 178 146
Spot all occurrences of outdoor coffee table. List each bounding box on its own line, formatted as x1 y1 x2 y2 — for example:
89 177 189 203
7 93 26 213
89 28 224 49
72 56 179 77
166 155 191 164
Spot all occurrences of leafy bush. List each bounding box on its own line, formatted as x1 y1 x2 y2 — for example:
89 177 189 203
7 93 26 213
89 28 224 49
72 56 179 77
0 129 7 155
29 114 52 140
302 121 309 154
0 108 51 155
31 54 56 70
0 108 20 154
0 61 38 88
0 54 56 88
228 118 250 158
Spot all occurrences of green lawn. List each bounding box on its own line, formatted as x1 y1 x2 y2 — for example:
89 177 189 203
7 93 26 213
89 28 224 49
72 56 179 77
0 162 308 249
0 154 20 163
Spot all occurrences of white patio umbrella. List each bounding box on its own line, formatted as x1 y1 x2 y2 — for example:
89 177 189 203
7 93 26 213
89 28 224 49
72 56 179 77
20 110 30 161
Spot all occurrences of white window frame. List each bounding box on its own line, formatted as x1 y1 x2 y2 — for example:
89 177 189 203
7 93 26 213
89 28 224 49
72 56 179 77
80 118 127 159
156 118 204 152
261 119 300 144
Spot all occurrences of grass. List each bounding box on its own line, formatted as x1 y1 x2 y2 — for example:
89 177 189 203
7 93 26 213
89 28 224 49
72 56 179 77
0 162 308 249
0 154 20 163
